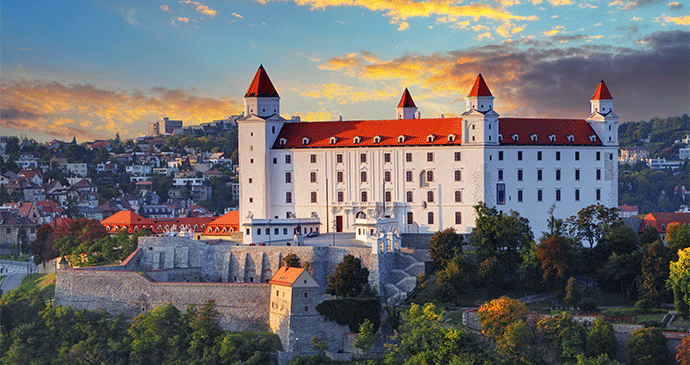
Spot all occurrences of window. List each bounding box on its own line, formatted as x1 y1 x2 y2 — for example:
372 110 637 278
575 151 580 161
337 191 344 202
337 171 343 183
285 172 292 183
596 151 601 161
427 191 434 202
517 169 523 181
285 155 291 164
518 151 523 160
455 212 462 224
575 189 580 201
273 158 277 164
283 228 288 235
517 190 523 202
384 171 391 182
537 170 543 181
556 189 561 201
250 159 253 164
537 189 543 202
427 152 433 162
537 151 542 161
309 154 318 163
498 151 503 160
556 151 561 161
249 178 252 183
311 192 317 203
257 228 261 235
384 153 391 163
575 169 580 181
246 228 250 235
426 170 433 182
304 292 309 299
385 191 391 202
406 153 412 162
305 306 309 312
406 191 413 202
596 189 601 201
286 192 292 203
249 197 253 203
407 212 413 225
406 171 413 182
455 170 462 181
498 170 503 181
556 169 561 181
361 191 368 202
497 183 506 205
336 154 343 163
361 171 367 183
360 153 367 163
428 212 434 224
310 172 317 183
455 190 462 202
596 169 601 180
454 152 461 161
275 228 279 235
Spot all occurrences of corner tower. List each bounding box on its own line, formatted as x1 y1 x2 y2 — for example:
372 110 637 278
244 65 280 118
586 80 618 146
461 74 499 145
396 88 418 119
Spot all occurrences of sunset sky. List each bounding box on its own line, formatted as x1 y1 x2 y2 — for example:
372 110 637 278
1 0 688 142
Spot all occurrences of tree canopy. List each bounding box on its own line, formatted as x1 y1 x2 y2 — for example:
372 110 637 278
326 254 370 298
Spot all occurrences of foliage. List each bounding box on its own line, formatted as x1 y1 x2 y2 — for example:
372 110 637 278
497 321 541 363
310 336 328 353
676 336 690 365
598 252 642 301
434 253 474 303
639 225 662 247
574 354 620 365
668 224 690 261
669 247 690 317
477 256 502 293
518 241 545 293
354 319 378 354
537 313 587 362
565 205 619 248
578 298 598 312
594 222 640 266
326 254 370 298
634 299 655 313
429 228 464 270
564 277 583 308
537 235 573 297
283 253 301 268
585 317 617 359
637 240 671 303
315 297 380 333
624 327 670 365
477 296 529 338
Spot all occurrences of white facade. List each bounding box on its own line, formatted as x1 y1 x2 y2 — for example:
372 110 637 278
237 68 619 242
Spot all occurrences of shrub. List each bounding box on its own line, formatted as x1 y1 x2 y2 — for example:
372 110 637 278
624 327 670 365
315 297 380 333
477 296 529 338
579 298 598 312
635 299 655 314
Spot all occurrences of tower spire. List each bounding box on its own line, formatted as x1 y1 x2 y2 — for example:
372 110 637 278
244 65 281 117
245 65 279 97
467 74 493 97
396 88 418 119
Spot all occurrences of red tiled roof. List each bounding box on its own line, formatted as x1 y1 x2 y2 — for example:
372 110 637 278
269 266 305 286
592 80 613 100
245 65 279 98
18 202 34 217
154 217 216 233
397 88 416 108
205 211 239 235
618 204 638 212
20 169 43 179
467 74 492 97
37 200 64 214
273 118 463 149
641 212 690 233
498 118 602 146
101 210 153 226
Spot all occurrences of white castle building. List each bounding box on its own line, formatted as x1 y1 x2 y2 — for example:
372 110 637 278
238 65 618 244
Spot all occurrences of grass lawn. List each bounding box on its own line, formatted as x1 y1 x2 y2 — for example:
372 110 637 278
445 310 465 326
20 273 56 300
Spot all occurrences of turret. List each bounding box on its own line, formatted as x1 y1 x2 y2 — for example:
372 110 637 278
586 80 618 146
590 80 614 115
465 74 494 113
396 88 418 119
461 74 499 145
244 65 280 118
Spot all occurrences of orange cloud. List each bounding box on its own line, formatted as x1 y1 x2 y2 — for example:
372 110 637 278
299 83 398 104
655 14 690 25
179 0 217 17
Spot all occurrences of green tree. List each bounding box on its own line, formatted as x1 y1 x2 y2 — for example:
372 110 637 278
537 313 587 362
185 300 223 362
669 247 690 317
565 205 619 248
429 228 464 270
586 317 617 358
283 253 301 268
477 296 529 338
624 327 670 365
564 277 583 309
574 354 619 365
639 224 661 247
598 252 642 301
518 242 545 292
497 321 541 364
127 303 188 364
354 318 378 354
537 235 572 297
668 223 690 260
637 240 671 303
435 253 474 301
593 222 640 268
326 254 370 298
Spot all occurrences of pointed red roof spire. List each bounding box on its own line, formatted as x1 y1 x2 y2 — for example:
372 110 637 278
397 88 417 108
592 80 613 100
468 74 493 97
245 65 279 97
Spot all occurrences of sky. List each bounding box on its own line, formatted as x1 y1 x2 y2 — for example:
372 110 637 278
1 0 688 142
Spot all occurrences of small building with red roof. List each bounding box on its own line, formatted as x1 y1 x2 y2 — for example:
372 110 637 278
202 210 240 239
101 210 156 235
618 204 639 218
641 212 690 240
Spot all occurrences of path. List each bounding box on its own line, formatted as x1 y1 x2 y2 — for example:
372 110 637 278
0 273 27 293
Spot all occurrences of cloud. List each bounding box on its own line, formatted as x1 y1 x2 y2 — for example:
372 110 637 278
397 21 409 31
548 0 573 5
288 108 334 122
551 15 559 18
668 1 682 9
179 0 217 17
160 5 171 12
177 17 191 23
299 83 397 104
608 0 665 9
578 3 599 8
631 16 643 20
231 13 244 18
123 8 143 27
655 14 690 25
472 24 491 32
0 81 242 140
314 30 689 121
542 25 566 36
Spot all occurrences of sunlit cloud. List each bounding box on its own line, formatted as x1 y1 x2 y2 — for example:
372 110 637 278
299 83 397 104
288 108 334 122
160 5 171 12
542 25 566 36
578 3 599 8
179 0 217 17
123 8 144 27
231 13 244 18
178 17 191 23
397 21 410 31
655 14 690 25
631 16 643 20
548 0 573 5
668 1 682 9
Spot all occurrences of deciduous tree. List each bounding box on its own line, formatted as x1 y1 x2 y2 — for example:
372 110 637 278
565 205 619 248
429 228 464 270
586 317 617 359
637 240 670 303
283 253 301 268
326 254 370 298
669 247 690 317
624 327 670 365
478 296 529 338
537 235 572 297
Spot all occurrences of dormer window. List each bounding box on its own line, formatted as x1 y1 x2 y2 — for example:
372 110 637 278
548 134 556 142
373 135 382 144
589 135 597 143
398 135 406 143
279 138 288 146
329 137 338 144
511 134 519 142
302 137 311 145
427 134 435 143
529 134 537 142
353 136 362 144
566 135 575 142
448 134 456 142
498 134 503 142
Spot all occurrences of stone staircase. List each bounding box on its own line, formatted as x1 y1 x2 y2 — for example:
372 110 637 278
384 251 427 306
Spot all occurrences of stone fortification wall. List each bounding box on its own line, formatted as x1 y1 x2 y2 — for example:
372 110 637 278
145 267 202 282
138 237 217 280
55 268 270 332
401 233 432 249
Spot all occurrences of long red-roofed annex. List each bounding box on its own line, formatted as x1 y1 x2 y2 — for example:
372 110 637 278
100 210 219 236
237 67 619 244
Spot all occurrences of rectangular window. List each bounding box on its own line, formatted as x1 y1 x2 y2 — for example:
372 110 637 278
575 189 580 201
537 170 543 181
428 212 434 224
407 212 413 225
257 228 261 235
556 169 561 181
406 191 413 203
427 152 434 162
385 191 391 202
361 171 367 183
249 197 253 203
455 212 462 224
596 151 601 161
596 169 601 180
575 151 580 161
427 170 433 182
556 189 561 201
311 192 317 203
273 158 277 164
537 151 542 161
360 153 367 163
284 155 291 164
249 178 252 183
454 152 461 161
337 171 343 183
337 191 343 202
283 228 288 235
384 153 391 163
246 228 250 235
427 191 434 203
518 151 523 160
336 154 343 163
609 153 613 160
310 172 316 183
310 154 316 163
498 170 503 181
498 151 503 161
575 169 580 181
455 190 462 202
286 192 292 203
285 172 292 183
537 189 543 202
497 183 506 205
517 169 523 181
596 189 601 201
455 170 461 181
406 171 413 182
384 171 391 182
361 191 368 202
275 228 279 235
556 151 561 161
305 306 309 312
517 190 523 202
406 153 412 162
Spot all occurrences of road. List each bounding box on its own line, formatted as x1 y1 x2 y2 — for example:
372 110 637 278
0 273 27 293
